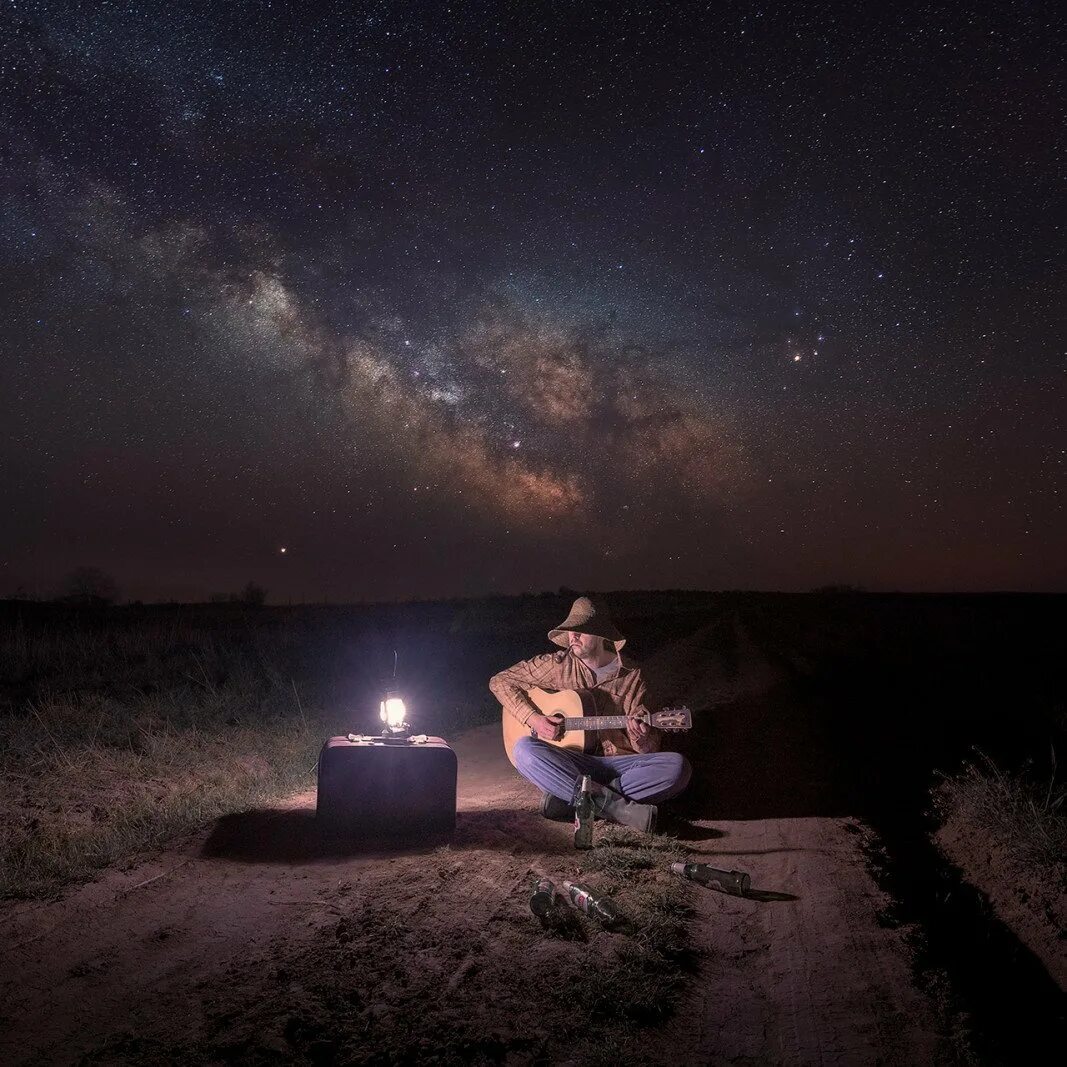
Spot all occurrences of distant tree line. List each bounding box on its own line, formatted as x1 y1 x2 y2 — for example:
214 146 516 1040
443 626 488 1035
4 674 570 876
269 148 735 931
4 571 270 608
208 582 268 607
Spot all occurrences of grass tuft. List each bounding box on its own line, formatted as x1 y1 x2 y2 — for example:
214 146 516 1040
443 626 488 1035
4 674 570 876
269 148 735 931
552 826 694 1027
0 689 325 898
933 749 1066 872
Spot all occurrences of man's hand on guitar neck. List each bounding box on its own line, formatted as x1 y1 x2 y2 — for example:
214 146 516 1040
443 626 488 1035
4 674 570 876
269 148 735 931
626 712 655 753
528 711 564 742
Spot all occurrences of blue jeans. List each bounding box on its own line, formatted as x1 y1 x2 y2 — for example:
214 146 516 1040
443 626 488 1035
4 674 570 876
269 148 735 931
512 736 691 804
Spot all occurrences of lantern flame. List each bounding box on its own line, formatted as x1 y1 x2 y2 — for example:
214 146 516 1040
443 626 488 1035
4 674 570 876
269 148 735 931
379 696 408 730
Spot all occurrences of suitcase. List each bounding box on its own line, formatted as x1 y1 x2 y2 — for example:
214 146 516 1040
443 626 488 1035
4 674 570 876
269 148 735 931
316 735 457 840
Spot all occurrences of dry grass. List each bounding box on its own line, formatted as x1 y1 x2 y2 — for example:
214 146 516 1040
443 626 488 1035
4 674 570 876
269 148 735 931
931 749 1067 998
0 605 381 898
0 675 328 898
932 750 1066 873
558 826 693 1026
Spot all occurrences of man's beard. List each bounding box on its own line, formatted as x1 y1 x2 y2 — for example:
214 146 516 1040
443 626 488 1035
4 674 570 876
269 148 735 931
571 639 603 664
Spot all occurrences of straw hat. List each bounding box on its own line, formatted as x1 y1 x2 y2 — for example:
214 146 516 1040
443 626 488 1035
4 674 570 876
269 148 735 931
548 596 626 650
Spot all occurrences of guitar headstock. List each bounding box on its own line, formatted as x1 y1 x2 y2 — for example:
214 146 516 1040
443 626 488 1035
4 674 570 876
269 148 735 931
649 707 692 731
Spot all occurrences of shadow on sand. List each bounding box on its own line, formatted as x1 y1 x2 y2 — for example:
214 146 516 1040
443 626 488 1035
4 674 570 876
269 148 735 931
658 815 728 841
200 806 581 863
200 808 444 862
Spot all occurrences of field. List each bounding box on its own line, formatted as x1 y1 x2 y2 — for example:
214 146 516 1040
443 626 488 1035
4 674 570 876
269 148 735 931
1 592 1064 1064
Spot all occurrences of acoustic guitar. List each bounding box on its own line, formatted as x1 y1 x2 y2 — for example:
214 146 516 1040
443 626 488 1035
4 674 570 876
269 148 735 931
501 687 692 768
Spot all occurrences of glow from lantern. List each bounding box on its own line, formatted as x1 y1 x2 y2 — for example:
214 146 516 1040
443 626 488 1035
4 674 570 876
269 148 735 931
379 696 408 729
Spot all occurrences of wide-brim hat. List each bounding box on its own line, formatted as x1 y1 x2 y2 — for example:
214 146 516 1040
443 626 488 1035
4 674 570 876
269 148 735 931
548 596 626 650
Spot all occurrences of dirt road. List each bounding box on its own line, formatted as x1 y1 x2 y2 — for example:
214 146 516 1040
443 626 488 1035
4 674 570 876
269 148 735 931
0 620 947 1065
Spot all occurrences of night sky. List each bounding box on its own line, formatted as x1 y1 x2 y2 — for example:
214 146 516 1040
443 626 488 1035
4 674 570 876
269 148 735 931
2 1 1063 602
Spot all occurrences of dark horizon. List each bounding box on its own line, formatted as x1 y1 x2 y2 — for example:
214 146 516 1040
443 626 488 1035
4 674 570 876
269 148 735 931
3 2 1063 601
5 582 1066 610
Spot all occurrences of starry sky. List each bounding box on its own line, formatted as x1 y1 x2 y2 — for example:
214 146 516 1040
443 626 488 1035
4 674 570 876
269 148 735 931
1 0 1064 602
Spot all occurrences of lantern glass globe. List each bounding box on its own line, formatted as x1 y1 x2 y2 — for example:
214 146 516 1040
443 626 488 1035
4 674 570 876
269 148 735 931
380 696 407 729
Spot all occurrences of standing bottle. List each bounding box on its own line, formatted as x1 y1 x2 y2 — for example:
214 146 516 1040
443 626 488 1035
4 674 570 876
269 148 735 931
671 861 751 896
573 774 595 850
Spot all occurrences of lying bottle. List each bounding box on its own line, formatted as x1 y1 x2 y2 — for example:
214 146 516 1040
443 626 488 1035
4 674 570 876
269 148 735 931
562 879 624 928
671 861 752 896
529 877 557 917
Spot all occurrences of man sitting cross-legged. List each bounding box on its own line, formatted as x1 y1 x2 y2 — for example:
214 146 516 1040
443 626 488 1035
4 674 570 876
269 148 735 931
490 595 691 833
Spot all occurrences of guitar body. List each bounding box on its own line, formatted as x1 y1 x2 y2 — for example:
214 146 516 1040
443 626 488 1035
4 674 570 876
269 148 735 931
500 687 692 769
501 687 600 768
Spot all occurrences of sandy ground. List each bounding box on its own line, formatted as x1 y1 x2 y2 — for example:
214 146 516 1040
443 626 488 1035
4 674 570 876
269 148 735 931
650 816 938 1065
0 620 947 1065
935 816 1067 993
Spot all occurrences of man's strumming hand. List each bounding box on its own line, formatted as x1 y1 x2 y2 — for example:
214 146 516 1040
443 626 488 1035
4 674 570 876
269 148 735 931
529 712 564 741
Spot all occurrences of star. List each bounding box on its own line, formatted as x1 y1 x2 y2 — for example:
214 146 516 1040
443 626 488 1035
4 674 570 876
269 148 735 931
0 1 1057 601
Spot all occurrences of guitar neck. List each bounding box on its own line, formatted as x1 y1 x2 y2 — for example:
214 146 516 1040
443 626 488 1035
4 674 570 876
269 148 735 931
564 716 630 731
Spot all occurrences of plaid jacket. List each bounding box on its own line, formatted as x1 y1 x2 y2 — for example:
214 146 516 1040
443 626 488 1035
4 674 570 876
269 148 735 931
489 648 661 756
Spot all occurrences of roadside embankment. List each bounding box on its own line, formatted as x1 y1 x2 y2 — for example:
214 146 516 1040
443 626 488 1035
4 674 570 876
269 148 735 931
933 758 1067 991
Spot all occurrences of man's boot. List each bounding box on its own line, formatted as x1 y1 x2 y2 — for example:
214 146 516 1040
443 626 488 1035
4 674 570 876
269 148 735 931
580 779 657 833
539 791 575 822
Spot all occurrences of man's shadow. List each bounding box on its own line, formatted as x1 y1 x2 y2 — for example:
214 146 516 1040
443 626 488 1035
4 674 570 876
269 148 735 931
657 812 728 841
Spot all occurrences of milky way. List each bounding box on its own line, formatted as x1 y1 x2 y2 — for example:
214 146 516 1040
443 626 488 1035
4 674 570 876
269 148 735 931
1 2 1063 600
